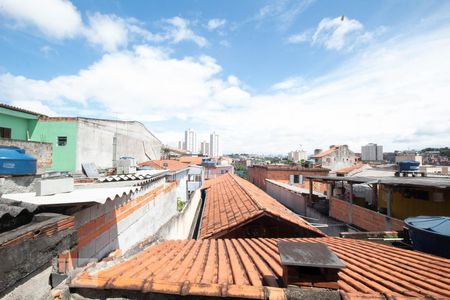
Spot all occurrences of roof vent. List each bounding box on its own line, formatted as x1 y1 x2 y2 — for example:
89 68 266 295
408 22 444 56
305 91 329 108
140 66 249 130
277 241 345 289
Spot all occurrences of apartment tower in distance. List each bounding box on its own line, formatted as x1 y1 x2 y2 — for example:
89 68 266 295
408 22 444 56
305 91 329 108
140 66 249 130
361 143 383 161
200 141 209 155
209 132 221 157
184 129 197 153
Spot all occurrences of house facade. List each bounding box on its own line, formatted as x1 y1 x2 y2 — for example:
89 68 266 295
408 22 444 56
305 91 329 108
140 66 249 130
313 145 356 170
30 117 162 172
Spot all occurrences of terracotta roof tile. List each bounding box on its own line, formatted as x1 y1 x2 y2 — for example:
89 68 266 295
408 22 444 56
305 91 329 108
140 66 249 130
335 164 364 175
199 173 325 239
179 156 204 165
71 237 450 299
313 146 340 158
0 102 46 116
140 160 188 172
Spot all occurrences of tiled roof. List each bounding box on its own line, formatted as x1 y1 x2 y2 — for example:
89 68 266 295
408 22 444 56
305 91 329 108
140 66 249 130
199 173 325 238
335 164 364 175
0 103 46 116
179 156 204 165
140 160 189 172
313 146 340 158
71 237 450 299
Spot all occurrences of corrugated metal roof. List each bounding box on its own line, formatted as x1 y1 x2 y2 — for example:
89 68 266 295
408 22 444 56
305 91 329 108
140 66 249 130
0 198 38 232
97 170 167 182
2 185 143 207
71 237 450 299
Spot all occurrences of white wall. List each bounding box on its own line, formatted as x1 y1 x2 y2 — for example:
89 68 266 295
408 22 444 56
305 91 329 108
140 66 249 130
266 180 306 214
76 118 161 172
74 178 178 266
156 188 202 240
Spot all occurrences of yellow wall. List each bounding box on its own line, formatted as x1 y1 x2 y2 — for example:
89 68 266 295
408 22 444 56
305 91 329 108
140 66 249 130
379 185 450 220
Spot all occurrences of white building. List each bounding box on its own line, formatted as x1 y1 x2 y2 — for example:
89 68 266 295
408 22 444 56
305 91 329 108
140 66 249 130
200 141 209 155
209 132 221 157
184 129 197 153
177 140 184 150
288 150 307 162
361 143 383 161
395 151 423 165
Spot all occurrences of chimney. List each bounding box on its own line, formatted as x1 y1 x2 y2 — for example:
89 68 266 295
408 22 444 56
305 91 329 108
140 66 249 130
277 241 345 289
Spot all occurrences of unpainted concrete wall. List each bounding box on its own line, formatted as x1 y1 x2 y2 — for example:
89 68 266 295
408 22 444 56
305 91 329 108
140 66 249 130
156 188 202 240
72 178 178 267
0 176 39 194
75 118 161 172
0 138 52 173
266 180 305 214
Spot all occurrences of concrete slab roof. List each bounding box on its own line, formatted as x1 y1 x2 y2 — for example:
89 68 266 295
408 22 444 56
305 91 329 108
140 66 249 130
306 175 450 188
266 179 326 197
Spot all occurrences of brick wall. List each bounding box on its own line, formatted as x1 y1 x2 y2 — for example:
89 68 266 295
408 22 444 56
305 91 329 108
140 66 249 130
61 179 178 268
329 197 404 232
247 165 329 192
0 138 52 173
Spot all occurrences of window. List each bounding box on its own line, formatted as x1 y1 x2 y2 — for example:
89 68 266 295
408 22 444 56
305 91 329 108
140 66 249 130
57 136 67 146
291 174 304 184
0 127 11 139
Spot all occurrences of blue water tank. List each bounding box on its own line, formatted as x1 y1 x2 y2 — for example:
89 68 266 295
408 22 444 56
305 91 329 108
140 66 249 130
397 160 420 172
405 216 450 258
0 146 37 175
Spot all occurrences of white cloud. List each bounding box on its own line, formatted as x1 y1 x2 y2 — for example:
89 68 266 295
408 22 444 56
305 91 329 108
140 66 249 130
164 17 207 47
40 45 57 57
254 0 315 30
10 100 58 116
288 16 383 51
83 13 129 52
1 23 450 153
287 32 309 44
207 18 226 31
0 0 83 39
0 1 206 51
312 16 363 50
271 76 304 91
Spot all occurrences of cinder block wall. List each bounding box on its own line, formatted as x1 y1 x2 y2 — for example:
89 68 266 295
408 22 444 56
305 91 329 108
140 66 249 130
0 138 52 173
266 180 306 214
66 178 178 268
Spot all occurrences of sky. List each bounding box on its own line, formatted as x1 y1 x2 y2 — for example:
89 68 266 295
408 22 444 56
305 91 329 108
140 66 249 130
0 0 449 154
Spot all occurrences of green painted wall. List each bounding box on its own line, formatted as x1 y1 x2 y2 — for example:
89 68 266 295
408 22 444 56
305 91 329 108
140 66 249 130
30 121 78 171
0 107 38 140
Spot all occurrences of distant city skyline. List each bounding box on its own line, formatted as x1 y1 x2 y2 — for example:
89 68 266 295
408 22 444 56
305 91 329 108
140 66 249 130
0 0 449 153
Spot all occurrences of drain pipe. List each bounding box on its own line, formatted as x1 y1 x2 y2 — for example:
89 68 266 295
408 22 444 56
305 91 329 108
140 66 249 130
192 188 208 239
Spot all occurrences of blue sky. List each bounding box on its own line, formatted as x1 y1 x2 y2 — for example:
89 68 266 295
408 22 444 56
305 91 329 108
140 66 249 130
0 0 449 154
